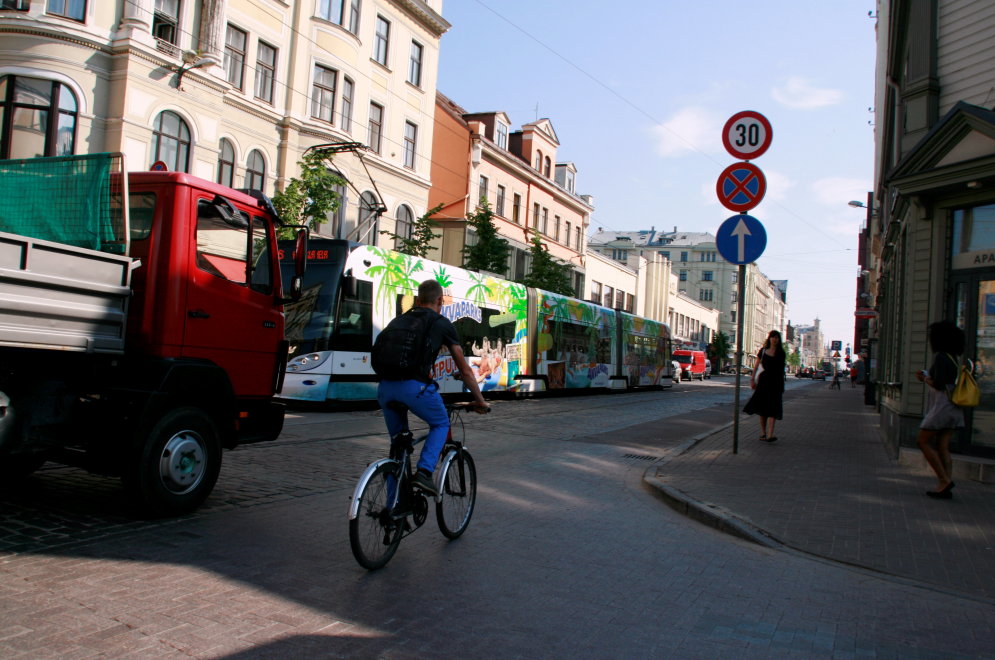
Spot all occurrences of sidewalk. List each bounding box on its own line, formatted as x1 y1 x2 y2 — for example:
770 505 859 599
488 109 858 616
646 383 995 602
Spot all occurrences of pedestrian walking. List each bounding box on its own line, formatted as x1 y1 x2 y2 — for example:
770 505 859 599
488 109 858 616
831 371 842 390
743 329 786 442
915 320 966 499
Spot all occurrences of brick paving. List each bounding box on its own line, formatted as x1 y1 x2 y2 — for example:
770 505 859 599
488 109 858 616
648 383 995 601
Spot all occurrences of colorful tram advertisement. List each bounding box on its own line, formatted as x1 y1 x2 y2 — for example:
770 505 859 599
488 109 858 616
278 240 673 402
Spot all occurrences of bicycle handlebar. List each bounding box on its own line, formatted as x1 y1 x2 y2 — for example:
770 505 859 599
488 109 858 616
449 402 491 414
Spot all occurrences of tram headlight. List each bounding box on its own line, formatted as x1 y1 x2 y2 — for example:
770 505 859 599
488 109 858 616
286 352 331 372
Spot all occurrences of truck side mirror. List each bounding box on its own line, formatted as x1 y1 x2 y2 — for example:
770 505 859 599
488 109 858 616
286 228 307 302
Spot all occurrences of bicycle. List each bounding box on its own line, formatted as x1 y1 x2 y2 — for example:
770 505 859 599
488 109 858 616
348 401 486 570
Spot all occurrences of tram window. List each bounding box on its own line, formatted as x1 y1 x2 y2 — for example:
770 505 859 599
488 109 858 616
332 279 372 352
454 308 516 359
549 320 610 363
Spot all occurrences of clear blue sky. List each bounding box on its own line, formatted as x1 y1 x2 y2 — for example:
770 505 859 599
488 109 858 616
437 0 877 349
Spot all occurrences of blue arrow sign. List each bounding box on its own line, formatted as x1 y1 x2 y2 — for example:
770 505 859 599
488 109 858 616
716 214 767 265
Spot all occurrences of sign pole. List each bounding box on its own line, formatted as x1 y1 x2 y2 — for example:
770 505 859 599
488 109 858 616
733 263 746 454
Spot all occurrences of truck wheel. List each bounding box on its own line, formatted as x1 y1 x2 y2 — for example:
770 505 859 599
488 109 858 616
124 408 222 517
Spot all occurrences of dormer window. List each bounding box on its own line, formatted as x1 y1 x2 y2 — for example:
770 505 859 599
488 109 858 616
495 121 508 149
534 149 542 171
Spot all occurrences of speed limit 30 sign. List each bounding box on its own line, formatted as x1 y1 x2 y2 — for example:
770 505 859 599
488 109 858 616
722 110 773 160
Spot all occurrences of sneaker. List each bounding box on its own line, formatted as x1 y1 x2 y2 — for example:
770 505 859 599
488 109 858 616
412 469 438 496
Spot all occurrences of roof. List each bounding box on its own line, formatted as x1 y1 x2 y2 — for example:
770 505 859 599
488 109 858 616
588 229 716 248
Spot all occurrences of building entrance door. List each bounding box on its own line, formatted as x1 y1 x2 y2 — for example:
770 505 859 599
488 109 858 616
951 274 995 457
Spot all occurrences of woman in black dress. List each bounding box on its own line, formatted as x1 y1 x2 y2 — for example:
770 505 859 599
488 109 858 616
743 330 786 442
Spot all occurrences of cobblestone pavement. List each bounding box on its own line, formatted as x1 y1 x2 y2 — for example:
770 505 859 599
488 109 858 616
2 382 994 658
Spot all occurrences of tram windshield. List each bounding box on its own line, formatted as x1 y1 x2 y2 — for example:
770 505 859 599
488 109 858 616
279 239 371 359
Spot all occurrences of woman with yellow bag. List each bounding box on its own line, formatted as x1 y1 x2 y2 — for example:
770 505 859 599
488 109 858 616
914 321 966 499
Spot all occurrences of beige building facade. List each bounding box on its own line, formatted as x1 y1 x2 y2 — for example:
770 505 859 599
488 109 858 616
0 0 448 247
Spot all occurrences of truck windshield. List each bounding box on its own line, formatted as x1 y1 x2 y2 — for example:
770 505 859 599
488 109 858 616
675 354 692 364
279 239 371 359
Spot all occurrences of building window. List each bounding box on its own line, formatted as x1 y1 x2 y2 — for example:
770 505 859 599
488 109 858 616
532 202 540 230
554 217 562 242
575 227 582 251
403 121 417 169
46 0 85 21
679 270 687 282
153 0 180 45
340 77 354 131
541 208 549 235
368 102 383 153
311 65 337 123
217 137 235 188
348 0 360 33
408 41 423 87
496 185 506 216
478 175 488 204
245 149 265 191
358 191 380 243
254 42 276 103
699 289 714 302
322 176 347 237
616 290 626 309
495 122 508 149
625 293 635 313
703 271 713 281
224 25 247 90
394 204 413 249
591 281 602 305
604 286 614 309
152 110 190 173
680 251 688 262
565 169 575 193
534 150 542 171
1 0 30 12
544 156 551 178
512 193 522 224
373 15 390 66
661 251 670 260
318 0 344 23
0 75 78 159
611 248 627 261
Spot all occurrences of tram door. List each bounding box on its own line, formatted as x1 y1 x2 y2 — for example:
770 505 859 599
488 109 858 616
952 275 995 457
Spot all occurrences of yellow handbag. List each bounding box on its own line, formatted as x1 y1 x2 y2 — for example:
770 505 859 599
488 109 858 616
947 354 980 407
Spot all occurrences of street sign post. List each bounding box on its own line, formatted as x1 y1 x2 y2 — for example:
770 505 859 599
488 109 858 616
715 214 767 265
716 162 766 213
722 110 773 160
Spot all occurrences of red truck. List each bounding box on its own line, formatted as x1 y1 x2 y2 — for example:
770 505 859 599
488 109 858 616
0 154 303 516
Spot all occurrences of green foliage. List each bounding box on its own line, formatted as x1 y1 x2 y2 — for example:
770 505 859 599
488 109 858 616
462 200 510 274
708 331 732 368
381 203 442 258
787 347 802 369
518 230 574 296
271 151 347 240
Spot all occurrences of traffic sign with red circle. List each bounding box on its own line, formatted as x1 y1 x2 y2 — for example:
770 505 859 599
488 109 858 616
716 162 766 212
722 110 773 160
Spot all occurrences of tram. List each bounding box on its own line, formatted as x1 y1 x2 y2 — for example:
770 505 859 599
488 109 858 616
278 239 673 402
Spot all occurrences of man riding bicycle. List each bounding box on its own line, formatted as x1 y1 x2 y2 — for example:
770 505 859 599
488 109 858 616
374 280 490 496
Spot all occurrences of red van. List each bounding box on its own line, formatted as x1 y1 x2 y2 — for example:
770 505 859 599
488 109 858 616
673 350 707 381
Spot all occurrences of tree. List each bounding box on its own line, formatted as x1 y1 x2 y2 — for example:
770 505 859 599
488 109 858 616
518 229 574 296
708 330 732 370
787 347 802 370
380 203 442 258
462 200 510 274
271 150 347 240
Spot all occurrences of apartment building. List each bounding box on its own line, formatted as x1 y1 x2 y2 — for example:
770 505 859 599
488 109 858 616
0 0 448 246
868 0 995 461
588 227 786 354
428 91 593 295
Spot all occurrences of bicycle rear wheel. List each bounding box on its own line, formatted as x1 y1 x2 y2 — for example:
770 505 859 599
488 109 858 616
350 463 403 570
436 449 477 539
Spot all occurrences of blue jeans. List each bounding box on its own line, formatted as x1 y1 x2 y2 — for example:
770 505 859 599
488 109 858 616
377 380 450 474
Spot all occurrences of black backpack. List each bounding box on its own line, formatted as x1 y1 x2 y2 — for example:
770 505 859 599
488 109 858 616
371 307 442 382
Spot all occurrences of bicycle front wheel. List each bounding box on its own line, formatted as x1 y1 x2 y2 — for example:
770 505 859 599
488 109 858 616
350 462 403 570
436 449 477 539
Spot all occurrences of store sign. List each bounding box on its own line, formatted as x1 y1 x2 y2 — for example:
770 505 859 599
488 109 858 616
952 249 995 270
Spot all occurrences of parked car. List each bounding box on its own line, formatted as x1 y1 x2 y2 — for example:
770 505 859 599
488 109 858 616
796 369 811 378
703 359 712 379
813 370 827 380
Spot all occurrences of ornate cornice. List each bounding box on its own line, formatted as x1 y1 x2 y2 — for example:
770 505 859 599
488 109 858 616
0 25 110 54
388 0 451 38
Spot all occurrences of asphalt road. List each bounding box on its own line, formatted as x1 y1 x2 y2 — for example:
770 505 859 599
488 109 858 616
2 378 992 658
